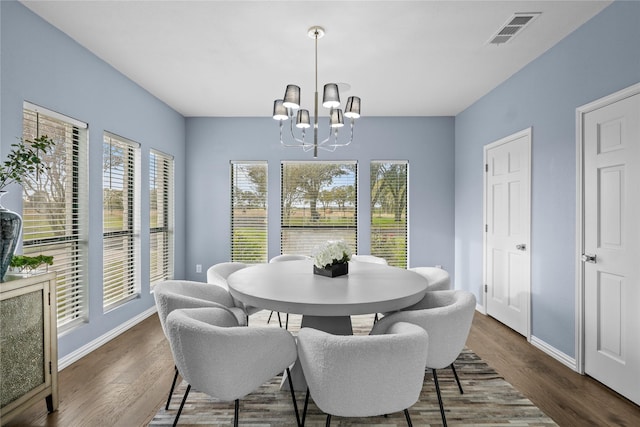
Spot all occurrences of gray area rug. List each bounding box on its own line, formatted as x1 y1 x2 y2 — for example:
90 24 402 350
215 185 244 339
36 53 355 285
149 313 557 426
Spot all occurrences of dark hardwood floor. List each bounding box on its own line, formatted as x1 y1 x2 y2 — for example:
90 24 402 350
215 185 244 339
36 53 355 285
4 311 640 426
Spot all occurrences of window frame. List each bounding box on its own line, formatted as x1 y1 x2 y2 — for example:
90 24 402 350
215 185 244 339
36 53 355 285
102 132 141 312
280 160 358 256
370 160 409 268
21 102 89 332
149 149 174 285
230 161 268 264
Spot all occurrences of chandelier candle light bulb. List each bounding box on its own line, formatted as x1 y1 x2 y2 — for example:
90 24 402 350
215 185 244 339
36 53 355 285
272 26 361 158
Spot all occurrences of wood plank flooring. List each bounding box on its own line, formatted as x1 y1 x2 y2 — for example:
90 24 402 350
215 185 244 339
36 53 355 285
4 311 640 426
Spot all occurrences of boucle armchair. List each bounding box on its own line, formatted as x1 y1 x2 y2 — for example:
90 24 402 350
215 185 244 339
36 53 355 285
166 307 300 427
408 266 451 291
370 290 476 427
350 254 388 265
297 322 428 426
206 261 263 324
206 261 247 289
268 254 311 329
153 280 248 411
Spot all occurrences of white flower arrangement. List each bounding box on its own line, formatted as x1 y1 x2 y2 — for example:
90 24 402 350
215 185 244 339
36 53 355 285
312 240 352 269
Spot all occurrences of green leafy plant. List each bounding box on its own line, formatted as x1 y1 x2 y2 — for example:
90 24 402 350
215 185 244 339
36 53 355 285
9 254 54 273
0 135 56 190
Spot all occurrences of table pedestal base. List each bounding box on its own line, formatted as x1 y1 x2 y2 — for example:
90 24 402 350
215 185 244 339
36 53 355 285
281 315 354 391
300 315 353 335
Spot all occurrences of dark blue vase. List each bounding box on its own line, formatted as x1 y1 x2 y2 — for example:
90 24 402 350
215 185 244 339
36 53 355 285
0 191 22 282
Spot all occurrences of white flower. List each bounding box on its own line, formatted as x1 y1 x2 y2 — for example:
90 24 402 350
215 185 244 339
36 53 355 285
312 240 352 268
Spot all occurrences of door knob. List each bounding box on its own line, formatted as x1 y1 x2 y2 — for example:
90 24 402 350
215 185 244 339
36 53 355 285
516 244 526 251
581 253 597 263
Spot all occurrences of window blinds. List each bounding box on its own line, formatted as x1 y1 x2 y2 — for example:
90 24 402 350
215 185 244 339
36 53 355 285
22 104 89 331
370 161 408 268
230 162 268 263
280 161 357 256
149 149 174 285
103 133 140 311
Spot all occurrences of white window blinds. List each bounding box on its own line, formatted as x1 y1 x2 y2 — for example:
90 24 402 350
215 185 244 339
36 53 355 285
149 149 174 285
103 133 140 311
281 161 357 256
370 161 408 268
22 103 89 331
231 162 268 263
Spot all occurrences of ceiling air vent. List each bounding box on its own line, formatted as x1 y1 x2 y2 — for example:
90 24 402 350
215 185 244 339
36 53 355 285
488 12 541 45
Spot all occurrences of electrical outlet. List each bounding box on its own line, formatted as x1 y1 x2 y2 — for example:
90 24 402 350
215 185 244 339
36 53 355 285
196 264 202 273
435 264 443 269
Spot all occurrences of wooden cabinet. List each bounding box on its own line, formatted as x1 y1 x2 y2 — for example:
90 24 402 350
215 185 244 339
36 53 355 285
0 272 57 425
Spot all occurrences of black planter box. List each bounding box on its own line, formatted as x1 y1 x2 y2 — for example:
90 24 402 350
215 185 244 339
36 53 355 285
313 262 349 278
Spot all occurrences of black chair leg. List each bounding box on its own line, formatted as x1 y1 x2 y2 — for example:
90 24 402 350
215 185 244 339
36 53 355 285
285 313 289 330
432 369 447 427
302 388 310 427
325 414 331 427
233 399 239 427
166 366 179 410
267 311 274 324
404 408 413 427
277 312 283 328
451 363 463 394
285 368 301 427
173 384 191 427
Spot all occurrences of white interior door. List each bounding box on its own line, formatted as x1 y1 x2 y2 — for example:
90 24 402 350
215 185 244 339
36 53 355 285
582 90 640 405
484 129 531 337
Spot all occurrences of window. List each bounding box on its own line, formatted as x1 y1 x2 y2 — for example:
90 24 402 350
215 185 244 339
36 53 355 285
231 162 268 263
22 102 89 331
149 149 174 285
370 161 408 268
103 133 140 311
281 161 357 255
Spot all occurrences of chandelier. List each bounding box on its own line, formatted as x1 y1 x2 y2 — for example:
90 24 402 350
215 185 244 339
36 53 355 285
272 26 361 158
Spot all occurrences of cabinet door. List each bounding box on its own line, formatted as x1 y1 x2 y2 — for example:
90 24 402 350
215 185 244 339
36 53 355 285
0 280 52 419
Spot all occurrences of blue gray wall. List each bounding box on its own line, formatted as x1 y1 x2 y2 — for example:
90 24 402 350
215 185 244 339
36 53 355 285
3 0 638 365
454 0 640 357
184 116 455 281
1 1 187 359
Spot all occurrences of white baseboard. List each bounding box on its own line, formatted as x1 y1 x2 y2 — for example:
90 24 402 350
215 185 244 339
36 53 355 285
58 306 158 370
474 309 578 372
530 335 578 371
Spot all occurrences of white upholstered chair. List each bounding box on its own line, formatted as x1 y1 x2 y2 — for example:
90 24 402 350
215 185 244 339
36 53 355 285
206 261 247 289
370 290 476 427
166 307 300 427
297 322 428 426
206 261 263 324
153 280 248 411
268 254 311 328
269 254 311 263
408 266 451 291
350 254 388 265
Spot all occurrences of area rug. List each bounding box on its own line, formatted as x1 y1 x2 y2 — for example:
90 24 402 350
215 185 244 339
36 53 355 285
149 313 558 426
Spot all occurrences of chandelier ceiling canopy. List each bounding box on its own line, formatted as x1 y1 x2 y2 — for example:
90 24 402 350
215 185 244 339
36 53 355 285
272 26 361 158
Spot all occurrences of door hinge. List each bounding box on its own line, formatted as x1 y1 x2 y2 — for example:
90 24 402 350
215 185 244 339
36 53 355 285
485 163 489 172
48 292 51 306
485 224 488 232
484 284 488 293
49 361 52 375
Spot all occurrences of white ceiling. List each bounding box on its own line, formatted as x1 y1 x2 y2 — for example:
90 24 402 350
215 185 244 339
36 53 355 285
20 0 612 117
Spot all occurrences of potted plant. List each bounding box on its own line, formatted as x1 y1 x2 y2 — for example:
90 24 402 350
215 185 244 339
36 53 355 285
0 135 55 281
312 240 352 277
9 254 54 275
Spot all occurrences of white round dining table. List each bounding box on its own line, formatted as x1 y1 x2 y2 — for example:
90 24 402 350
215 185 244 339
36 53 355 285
228 259 428 390
227 259 428 335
